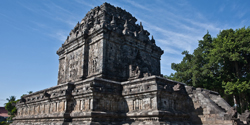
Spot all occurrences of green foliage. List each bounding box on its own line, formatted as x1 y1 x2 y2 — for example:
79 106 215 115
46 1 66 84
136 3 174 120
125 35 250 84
168 27 250 113
6 96 15 102
223 79 250 95
4 96 18 122
4 91 33 123
3 91 33 124
27 91 33 94
0 121 9 125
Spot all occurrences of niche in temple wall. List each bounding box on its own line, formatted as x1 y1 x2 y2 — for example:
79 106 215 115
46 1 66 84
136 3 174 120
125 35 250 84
65 47 84 82
88 41 102 75
58 59 65 84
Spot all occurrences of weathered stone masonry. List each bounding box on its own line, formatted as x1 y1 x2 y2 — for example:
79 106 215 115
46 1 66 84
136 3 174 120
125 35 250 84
12 2 248 125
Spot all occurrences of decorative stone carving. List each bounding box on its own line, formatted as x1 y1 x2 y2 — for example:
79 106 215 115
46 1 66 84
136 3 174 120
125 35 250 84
173 83 181 91
13 2 236 125
129 65 140 79
20 97 26 103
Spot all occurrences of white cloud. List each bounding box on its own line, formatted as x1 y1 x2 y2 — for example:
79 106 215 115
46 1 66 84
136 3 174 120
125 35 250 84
18 1 81 42
19 1 79 28
183 18 221 32
49 30 68 42
0 13 23 31
141 20 200 53
123 0 152 11
237 11 246 19
219 5 225 12
43 2 74 16
75 0 96 8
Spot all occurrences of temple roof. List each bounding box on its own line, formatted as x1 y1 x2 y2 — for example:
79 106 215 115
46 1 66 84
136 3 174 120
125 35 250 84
62 2 153 46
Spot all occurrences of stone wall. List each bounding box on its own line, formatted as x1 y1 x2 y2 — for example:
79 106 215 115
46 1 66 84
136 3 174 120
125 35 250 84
12 2 240 125
56 2 163 85
103 31 162 81
13 76 237 125
13 83 74 124
57 31 105 85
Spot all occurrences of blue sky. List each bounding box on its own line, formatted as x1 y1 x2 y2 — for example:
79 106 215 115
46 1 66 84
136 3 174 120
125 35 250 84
0 0 249 106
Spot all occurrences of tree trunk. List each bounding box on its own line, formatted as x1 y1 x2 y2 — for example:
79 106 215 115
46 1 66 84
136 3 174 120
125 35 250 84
235 61 239 78
239 94 244 113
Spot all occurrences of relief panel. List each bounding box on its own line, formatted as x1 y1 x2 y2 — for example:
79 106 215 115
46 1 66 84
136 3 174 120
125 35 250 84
88 41 102 76
74 100 80 112
84 99 90 111
65 47 84 82
143 98 151 110
40 104 45 114
50 103 53 113
127 100 134 112
58 58 66 84
45 103 50 114
35 105 39 115
151 97 157 109
23 107 26 116
31 106 35 115
58 101 65 112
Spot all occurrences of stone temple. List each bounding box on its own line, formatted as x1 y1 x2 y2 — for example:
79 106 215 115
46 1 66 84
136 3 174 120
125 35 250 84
12 3 249 125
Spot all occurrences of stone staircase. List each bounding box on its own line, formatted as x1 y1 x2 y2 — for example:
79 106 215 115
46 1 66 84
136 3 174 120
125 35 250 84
186 86 233 125
209 92 231 112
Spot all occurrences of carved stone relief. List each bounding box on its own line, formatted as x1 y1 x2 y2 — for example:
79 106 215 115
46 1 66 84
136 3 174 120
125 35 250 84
129 65 140 79
58 59 65 85
88 42 101 75
65 47 83 82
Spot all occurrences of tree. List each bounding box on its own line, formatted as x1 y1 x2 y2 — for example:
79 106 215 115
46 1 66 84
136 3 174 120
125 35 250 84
5 96 18 122
211 27 250 112
28 91 33 94
167 50 193 85
6 96 15 102
0 121 9 125
4 91 33 123
168 27 250 113
167 32 221 92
